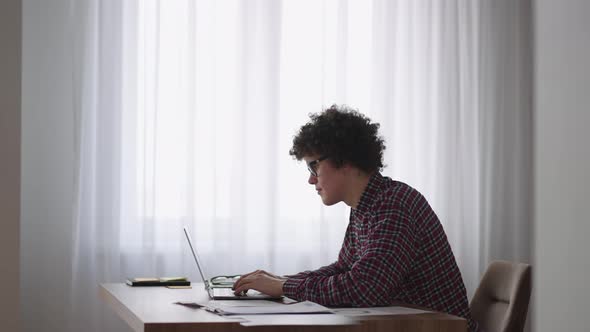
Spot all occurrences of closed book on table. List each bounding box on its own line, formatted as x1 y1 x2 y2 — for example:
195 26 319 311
126 277 190 287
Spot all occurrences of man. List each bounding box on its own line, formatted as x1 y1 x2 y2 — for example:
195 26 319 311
233 105 480 332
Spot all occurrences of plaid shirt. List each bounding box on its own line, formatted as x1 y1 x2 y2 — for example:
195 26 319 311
283 172 480 332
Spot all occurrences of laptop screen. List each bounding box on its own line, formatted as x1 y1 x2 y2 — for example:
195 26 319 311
183 227 209 287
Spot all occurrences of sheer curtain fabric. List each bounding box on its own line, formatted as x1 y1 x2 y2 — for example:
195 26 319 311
66 1 532 331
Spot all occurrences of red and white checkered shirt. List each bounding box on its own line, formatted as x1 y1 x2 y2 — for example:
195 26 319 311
283 172 480 332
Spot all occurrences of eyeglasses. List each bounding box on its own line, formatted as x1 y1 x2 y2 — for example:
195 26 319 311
307 156 328 177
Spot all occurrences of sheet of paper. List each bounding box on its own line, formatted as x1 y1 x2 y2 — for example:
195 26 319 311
238 314 358 326
204 300 333 315
331 306 432 316
207 300 282 307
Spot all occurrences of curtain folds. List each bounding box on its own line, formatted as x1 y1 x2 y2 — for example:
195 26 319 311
66 1 532 331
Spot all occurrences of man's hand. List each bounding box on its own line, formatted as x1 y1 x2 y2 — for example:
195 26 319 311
232 270 287 297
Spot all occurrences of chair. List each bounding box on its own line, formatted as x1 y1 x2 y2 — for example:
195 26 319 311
470 260 532 332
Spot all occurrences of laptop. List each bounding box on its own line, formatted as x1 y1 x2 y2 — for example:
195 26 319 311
183 227 282 300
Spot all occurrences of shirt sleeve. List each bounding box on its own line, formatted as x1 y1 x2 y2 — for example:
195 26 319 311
285 260 348 279
283 204 416 307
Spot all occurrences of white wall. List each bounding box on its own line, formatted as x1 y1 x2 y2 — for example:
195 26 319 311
21 0 77 330
534 1 590 331
0 0 21 331
21 1 131 330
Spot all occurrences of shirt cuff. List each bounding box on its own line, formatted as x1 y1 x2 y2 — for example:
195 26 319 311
282 277 304 299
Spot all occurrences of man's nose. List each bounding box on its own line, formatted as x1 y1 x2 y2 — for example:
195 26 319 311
308 174 317 184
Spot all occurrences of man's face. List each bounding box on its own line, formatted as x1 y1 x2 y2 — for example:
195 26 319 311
303 155 347 206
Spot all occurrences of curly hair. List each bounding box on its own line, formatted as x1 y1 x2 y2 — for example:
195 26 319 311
289 105 386 173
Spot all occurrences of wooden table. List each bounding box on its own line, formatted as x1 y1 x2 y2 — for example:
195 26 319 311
100 283 467 332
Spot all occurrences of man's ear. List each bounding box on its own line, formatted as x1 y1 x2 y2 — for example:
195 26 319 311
342 163 364 177
341 161 354 173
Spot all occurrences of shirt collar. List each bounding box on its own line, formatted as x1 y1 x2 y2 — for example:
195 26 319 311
354 172 385 215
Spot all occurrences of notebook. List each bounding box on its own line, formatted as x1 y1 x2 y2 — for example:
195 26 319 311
183 227 283 300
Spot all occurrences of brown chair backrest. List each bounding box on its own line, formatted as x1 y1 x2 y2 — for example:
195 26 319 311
470 260 532 332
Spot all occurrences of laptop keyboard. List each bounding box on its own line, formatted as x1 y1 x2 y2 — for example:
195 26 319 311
213 288 236 296
212 288 264 297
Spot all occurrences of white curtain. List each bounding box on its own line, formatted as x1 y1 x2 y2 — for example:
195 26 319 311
65 0 532 331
